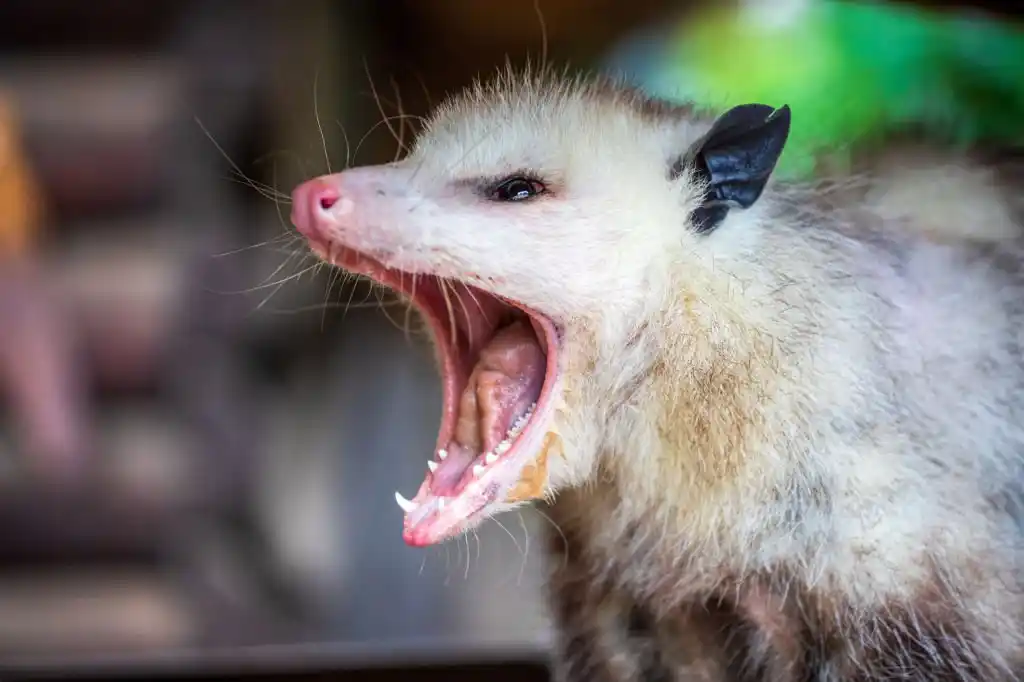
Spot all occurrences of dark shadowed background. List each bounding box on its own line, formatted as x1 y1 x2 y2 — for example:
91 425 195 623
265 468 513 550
0 1 1017 680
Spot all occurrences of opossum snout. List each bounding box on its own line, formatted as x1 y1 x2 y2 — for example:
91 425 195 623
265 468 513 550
291 175 354 244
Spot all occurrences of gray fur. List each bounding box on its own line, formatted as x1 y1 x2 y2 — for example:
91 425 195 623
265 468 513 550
546 164 1024 680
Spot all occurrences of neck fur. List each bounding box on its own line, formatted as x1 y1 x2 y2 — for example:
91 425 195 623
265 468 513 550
597 208 803 525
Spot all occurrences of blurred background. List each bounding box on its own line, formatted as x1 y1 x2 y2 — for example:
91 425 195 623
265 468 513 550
0 1 1019 680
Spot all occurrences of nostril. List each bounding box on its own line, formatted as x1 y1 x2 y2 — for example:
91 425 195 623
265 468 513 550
318 190 339 211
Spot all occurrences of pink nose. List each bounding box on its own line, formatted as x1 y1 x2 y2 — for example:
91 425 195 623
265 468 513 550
290 178 342 241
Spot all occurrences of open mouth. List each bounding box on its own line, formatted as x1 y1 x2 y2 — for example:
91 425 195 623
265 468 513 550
306 241 560 547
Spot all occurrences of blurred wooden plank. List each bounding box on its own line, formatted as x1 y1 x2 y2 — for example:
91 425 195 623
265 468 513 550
0 0 183 53
9 662 550 682
0 56 186 217
0 487 173 563
2 638 552 682
0 567 195 656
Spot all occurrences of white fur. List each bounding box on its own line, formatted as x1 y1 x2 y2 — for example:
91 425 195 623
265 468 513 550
308 66 1024 678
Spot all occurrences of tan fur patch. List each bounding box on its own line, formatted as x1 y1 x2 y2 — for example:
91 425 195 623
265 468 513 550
654 337 773 492
505 431 561 502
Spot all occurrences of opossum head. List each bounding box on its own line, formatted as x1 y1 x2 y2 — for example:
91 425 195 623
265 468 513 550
290 68 791 546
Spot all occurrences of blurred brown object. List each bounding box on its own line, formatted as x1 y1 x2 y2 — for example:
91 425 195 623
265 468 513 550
0 91 90 486
0 91 42 257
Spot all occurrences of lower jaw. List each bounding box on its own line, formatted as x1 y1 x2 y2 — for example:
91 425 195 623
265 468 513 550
401 484 492 547
399 405 556 546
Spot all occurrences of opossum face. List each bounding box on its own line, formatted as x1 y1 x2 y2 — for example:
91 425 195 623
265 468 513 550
290 71 790 546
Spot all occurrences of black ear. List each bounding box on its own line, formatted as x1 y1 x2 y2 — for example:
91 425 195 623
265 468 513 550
682 103 791 234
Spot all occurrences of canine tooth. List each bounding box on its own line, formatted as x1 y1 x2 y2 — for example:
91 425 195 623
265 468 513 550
496 440 510 454
394 491 417 513
485 452 498 464
473 464 485 476
437 497 445 510
438 449 448 460
428 461 438 472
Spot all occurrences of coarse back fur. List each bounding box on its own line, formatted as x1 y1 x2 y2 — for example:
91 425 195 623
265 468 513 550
407 65 1024 679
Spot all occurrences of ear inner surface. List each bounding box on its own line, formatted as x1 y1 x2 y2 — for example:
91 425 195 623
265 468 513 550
687 104 792 234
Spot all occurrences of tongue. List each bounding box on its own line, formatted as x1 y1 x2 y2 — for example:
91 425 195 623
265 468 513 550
431 319 546 494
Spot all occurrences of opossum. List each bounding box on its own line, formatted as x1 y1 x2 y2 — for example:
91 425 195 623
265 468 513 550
290 67 1024 680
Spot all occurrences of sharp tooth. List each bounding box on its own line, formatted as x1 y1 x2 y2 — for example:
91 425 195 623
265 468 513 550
428 461 438 472
473 464 485 476
394 491 417 513
437 497 445 510
438 449 448 460
485 452 498 464
496 440 511 454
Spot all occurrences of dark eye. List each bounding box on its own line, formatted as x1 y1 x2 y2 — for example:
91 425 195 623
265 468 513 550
491 176 545 202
